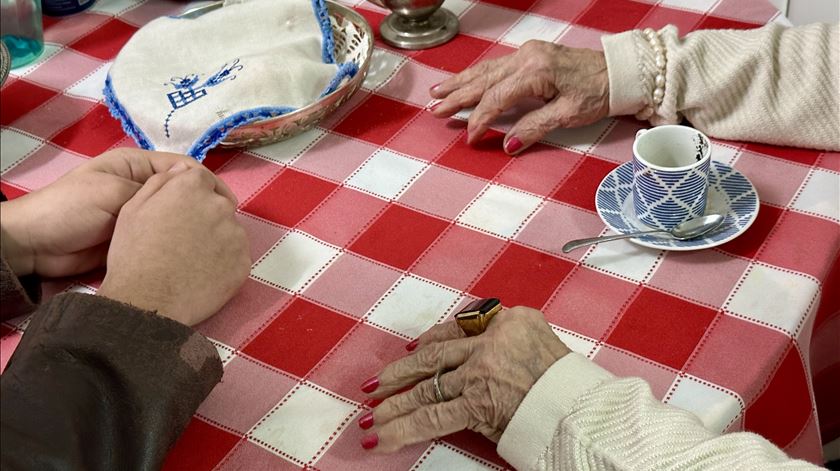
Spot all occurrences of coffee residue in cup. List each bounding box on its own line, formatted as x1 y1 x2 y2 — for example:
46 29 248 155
694 133 709 161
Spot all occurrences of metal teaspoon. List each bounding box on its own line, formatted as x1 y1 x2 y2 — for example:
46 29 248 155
562 214 726 253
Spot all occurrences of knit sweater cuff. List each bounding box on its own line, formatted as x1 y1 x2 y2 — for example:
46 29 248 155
602 30 648 116
498 353 614 470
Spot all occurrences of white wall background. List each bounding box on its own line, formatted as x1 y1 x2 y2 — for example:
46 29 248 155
769 0 839 25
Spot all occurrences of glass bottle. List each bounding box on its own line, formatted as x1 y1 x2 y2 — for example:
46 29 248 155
0 0 44 69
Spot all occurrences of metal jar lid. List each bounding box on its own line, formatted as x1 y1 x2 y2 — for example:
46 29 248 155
0 41 11 86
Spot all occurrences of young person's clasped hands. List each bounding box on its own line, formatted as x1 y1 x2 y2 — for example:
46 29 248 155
0 148 251 326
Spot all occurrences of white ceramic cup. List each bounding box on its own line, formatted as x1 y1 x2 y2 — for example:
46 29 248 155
632 125 712 230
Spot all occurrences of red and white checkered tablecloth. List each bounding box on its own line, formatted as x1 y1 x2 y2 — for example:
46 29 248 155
1 0 838 468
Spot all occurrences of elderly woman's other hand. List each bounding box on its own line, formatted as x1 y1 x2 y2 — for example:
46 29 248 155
358 306 570 452
430 40 609 155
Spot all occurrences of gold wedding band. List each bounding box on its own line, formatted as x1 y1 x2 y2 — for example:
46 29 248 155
455 298 502 337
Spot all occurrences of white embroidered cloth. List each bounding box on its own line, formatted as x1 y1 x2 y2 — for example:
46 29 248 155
105 0 355 160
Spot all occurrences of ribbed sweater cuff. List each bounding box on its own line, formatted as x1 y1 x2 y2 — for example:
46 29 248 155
602 30 648 116
498 353 614 470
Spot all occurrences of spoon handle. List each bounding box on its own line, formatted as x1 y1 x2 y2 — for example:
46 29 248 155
562 229 668 253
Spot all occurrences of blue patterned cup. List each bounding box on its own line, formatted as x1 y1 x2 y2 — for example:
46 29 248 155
632 125 711 230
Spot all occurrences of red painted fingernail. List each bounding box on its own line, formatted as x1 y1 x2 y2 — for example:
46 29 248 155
361 376 380 393
406 339 419 351
430 83 441 93
430 101 442 112
364 398 383 408
361 434 379 450
358 412 374 430
505 137 523 154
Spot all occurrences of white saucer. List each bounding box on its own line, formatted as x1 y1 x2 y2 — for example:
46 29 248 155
595 161 759 251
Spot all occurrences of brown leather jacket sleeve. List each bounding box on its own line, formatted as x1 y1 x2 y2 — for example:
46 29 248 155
0 270 223 470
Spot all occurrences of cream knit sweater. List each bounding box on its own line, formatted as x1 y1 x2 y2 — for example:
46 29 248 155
498 355 821 470
603 23 839 150
496 24 837 470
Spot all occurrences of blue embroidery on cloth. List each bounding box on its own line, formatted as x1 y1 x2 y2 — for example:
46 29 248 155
103 74 155 151
164 59 244 138
104 0 357 162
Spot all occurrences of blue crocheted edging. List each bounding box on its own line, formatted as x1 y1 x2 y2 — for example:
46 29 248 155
322 61 358 95
312 0 335 64
103 74 155 151
186 106 296 160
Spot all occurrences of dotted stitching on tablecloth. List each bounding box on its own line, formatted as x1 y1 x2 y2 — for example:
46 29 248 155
251 230 341 291
300 319 365 381
722 260 822 338
453 182 546 237
194 413 245 437
596 343 683 377
343 149 430 201
787 167 840 223
642 282 724 311
0 128 50 175
363 55 409 94
580 248 666 285
592 283 644 349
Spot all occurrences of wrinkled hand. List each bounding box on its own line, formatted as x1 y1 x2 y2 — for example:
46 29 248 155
360 307 570 452
430 40 609 155
97 164 250 326
0 148 203 278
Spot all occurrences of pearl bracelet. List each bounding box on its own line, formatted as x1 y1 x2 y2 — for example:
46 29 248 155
643 27 666 107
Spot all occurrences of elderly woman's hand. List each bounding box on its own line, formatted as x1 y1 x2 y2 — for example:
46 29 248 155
359 306 570 452
430 40 609 155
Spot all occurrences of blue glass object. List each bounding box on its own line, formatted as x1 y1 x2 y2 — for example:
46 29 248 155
0 0 44 69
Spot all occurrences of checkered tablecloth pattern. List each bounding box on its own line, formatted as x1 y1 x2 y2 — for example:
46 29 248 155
1 0 838 468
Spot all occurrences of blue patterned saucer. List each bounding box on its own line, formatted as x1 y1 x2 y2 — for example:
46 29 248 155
595 161 759 251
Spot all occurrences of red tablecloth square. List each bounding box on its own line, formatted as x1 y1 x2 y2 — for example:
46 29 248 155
515 200 605 261
201 148 242 173
481 0 538 11
530 0 592 23
67 18 140 60
695 15 762 31
216 154 282 205
551 155 618 212
593 346 679 400
242 169 338 228
294 132 378 182
557 24 607 50
333 95 421 146
638 5 704 32
2 144 87 191
544 266 638 340
162 418 242 471
10 94 97 141
43 12 110 45
648 250 750 309
398 165 486 220
196 278 293 350
743 142 823 166
718 203 784 259
299 187 388 247
436 130 512 180
215 440 302 471
687 314 789 404
196 355 297 434
0 80 58 126
50 104 128 156
350 205 450 271
442 430 509 468
758 210 840 279
589 117 645 164
745 346 813 448
496 144 581 196
236 213 288 263
711 0 779 25
471 243 575 309
242 299 356 378
575 0 655 33
734 150 811 207
459 2 523 42
0 182 27 200
25 48 104 91
815 151 840 172
316 414 428 471
606 287 718 370
413 225 507 291
387 112 464 162
413 35 494 73
304 253 402 319
308 322 407 402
